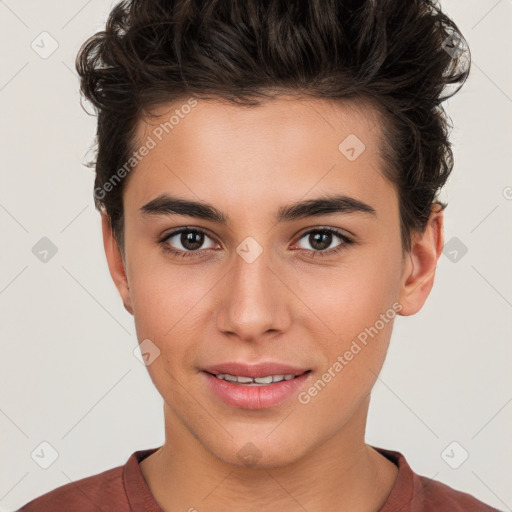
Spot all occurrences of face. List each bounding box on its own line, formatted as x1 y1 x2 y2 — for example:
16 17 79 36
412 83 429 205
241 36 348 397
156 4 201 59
103 95 442 468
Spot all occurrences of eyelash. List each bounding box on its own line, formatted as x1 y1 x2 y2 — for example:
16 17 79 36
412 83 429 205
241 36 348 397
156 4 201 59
158 227 354 260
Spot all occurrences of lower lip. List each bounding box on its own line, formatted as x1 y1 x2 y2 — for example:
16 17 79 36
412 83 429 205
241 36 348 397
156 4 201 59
203 371 312 410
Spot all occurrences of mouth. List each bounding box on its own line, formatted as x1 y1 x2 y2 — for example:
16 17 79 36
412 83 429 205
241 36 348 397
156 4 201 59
204 370 311 386
201 363 313 409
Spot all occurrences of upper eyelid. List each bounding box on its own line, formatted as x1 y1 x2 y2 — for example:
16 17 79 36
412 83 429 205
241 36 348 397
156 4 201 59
294 225 351 240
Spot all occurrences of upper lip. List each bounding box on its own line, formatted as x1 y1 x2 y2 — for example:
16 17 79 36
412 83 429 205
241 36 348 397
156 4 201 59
202 362 310 378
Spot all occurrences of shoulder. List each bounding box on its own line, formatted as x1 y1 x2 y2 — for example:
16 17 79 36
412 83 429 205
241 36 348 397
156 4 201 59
374 447 501 512
417 474 501 511
17 463 127 512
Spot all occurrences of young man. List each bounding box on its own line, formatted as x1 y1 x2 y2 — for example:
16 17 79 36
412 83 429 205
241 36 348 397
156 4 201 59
19 0 499 511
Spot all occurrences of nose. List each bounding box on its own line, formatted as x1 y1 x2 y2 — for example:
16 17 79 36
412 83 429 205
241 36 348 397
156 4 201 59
215 248 292 342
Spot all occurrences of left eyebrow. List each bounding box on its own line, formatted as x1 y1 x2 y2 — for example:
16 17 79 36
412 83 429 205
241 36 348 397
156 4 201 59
276 195 377 222
139 193 377 223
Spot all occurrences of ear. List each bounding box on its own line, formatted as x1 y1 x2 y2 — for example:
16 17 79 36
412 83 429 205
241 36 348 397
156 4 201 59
397 205 444 316
101 212 134 315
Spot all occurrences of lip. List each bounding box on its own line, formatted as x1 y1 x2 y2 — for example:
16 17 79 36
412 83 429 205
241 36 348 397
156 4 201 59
202 362 310 379
201 362 312 410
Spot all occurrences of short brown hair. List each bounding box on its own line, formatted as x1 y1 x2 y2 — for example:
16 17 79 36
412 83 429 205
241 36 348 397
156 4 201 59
76 0 470 255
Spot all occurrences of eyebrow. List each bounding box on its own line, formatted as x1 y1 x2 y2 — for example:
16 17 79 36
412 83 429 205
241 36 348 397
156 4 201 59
139 193 377 223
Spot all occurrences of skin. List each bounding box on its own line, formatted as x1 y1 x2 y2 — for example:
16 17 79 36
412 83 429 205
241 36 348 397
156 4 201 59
102 95 444 512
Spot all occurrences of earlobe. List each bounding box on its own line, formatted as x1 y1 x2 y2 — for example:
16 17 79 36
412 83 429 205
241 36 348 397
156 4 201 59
101 212 134 315
397 206 444 317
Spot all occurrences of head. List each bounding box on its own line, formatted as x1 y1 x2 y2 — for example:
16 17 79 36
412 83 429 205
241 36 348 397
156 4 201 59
76 0 469 468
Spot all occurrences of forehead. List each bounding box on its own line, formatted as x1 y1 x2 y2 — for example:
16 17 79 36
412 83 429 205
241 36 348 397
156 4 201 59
126 96 396 223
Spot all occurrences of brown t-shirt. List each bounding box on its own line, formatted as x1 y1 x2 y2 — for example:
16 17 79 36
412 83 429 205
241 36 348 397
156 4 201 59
17 446 500 511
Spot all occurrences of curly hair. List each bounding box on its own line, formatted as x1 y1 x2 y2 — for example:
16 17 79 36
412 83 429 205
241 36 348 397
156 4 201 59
75 0 470 256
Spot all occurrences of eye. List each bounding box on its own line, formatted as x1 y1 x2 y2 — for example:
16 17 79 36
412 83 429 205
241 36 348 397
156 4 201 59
158 226 354 260
294 227 353 258
159 228 218 258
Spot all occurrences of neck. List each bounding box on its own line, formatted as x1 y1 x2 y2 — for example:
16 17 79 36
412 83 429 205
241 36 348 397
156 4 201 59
140 395 398 512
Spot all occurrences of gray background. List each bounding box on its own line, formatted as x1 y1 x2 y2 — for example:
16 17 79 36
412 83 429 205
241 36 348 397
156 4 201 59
1 1 511 510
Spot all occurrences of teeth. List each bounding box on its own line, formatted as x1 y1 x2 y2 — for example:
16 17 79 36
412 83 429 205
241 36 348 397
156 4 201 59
254 375 273 384
236 376 254 383
214 373 299 384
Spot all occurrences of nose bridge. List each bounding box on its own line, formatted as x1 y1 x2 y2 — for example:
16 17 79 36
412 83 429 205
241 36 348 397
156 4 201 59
216 242 289 340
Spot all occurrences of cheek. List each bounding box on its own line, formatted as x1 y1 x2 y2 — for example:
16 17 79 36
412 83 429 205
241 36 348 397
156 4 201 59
129 271 172 339
128 266 203 393
127 259 219 379
296 259 396 336
296 257 399 388
297 283 396 425
127 249 205 334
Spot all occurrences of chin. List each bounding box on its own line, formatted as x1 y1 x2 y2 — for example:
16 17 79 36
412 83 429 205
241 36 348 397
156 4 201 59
204 433 308 470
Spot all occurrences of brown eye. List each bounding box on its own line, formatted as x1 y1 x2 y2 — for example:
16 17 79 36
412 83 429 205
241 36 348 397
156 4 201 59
160 228 217 257
180 231 205 250
308 231 333 251
299 228 353 257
